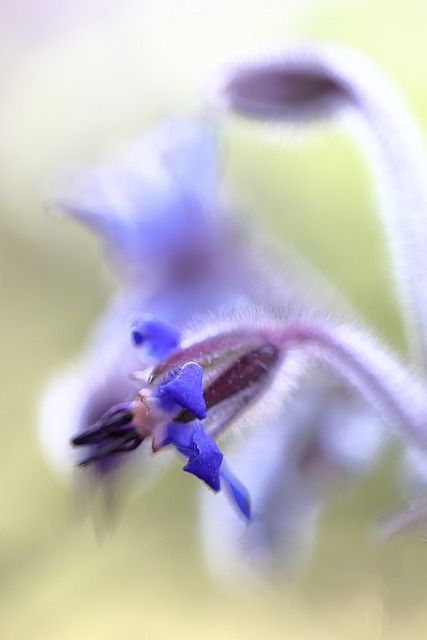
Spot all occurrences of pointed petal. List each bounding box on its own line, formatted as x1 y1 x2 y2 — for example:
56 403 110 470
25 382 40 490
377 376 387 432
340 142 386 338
161 422 196 451
161 362 206 419
183 424 223 491
220 462 251 521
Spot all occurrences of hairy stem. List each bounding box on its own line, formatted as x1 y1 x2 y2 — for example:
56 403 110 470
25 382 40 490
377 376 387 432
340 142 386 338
215 44 427 367
277 317 427 449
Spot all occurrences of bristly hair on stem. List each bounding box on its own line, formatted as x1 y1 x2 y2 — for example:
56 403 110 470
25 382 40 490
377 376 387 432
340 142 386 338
208 43 427 544
212 44 427 370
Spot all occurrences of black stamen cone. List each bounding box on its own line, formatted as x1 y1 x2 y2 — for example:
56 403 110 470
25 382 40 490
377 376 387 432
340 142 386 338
71 403 144 466
72 406 134 446
77 432 144 466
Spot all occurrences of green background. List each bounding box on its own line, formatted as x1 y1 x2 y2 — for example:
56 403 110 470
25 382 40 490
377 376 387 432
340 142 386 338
2 1 427 638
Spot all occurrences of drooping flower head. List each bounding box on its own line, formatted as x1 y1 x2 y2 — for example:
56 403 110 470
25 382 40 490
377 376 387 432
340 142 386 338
40 42 427 580
69 313 290 521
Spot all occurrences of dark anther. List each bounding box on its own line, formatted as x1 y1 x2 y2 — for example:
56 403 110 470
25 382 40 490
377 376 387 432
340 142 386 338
71 406 134 446
71 403 144 466
77 432 144 466
174 343 279 423
72 423 134 446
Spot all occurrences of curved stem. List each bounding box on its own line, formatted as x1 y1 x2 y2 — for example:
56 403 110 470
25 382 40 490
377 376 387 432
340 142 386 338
215 45 427 368
277 317 427 450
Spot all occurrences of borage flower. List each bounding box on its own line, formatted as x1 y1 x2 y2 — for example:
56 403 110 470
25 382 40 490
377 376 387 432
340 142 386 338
69 315 287 521
40 44 427 580
70 303 427 531
68 318 252 516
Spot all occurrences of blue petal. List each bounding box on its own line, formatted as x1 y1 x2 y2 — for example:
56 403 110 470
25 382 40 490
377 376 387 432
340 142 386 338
159 118 219 199
131 318 180 359
183 424 223 491
220 462 252 521
56 118 220 269
161 422 196 453
160 362 206 419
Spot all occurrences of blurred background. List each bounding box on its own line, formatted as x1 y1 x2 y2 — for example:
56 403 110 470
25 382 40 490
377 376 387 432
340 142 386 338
2 0 427 638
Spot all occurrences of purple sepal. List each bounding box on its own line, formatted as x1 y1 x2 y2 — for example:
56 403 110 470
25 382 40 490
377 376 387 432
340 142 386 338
160 362 206 419
131 318 180 359
182 424 223 492
220 462 252 521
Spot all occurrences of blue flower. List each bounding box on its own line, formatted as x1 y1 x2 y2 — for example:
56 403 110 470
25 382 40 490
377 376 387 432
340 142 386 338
40 115 388 572
70 317 252 519
40 69 427 581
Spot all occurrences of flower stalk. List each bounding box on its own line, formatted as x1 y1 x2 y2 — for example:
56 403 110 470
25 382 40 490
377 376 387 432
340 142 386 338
214 44 427 367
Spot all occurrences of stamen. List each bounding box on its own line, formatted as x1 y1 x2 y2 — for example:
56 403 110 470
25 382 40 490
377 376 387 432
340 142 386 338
71 405 134 446
77 432 144 466
71 402 145 466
